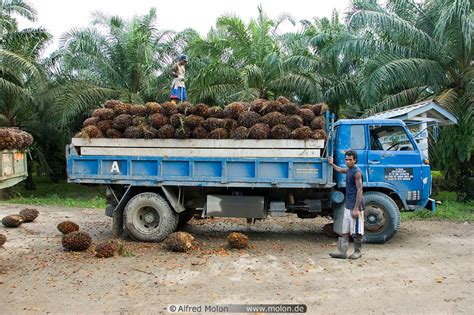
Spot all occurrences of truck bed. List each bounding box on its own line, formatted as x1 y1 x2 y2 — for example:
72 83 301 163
67 138 333 188
0 150 28 189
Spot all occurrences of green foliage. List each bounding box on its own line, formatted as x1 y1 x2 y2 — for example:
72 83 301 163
401 200 474 221
117 242 136 257
186 7 327 105
0 0 66 181
51 8 191 126
1 180 106 208
333 0 473 185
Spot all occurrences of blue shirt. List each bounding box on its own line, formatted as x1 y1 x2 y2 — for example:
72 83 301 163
345 166 363 210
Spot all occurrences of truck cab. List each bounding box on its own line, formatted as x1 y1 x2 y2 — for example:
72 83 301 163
332 119 431 242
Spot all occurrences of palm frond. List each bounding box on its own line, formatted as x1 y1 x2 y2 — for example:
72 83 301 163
360 56 446 105
435 88 459 111
349 9 442 57
329 34 423 59
0 77 30 100
54 82 117 125
0 48 45 79
362 85 428 116
1 0 37 21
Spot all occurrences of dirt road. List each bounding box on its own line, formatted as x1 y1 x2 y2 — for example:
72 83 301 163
0 204 473 314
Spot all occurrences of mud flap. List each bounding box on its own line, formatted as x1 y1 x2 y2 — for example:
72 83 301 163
425 198 437 213
112 207 124 238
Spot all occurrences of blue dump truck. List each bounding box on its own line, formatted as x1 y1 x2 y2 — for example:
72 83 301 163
66 116 431 244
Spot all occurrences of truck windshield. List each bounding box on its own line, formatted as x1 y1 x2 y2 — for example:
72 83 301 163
370 126 414 151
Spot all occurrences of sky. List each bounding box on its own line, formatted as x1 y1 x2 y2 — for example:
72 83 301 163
20 0 350 54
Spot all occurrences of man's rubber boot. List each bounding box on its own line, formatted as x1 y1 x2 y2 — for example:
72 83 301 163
349 240 362 260
329 237 348 259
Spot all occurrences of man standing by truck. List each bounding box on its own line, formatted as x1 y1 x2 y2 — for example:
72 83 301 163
170 54 188 103
328 150 364 259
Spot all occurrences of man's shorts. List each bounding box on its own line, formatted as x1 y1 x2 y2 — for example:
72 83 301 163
342 208 364 235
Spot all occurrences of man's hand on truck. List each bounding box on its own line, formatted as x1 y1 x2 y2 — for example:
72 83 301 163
328 156 347 174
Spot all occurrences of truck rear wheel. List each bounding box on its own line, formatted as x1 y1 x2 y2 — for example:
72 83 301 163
124 192 178 242
363 191 400 244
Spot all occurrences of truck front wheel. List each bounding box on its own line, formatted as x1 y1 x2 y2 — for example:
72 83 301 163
124 192 178 242
363 191 400 244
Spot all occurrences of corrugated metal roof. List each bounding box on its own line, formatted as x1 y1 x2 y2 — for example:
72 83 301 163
334 118 405 126
367 100 457 125
368 100 432 119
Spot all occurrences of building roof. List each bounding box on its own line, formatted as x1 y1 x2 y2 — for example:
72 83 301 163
334 118 406 126
367 100 458 125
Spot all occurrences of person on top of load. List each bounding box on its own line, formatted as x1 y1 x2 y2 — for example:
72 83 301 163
170 54 188 103
328 150 365 260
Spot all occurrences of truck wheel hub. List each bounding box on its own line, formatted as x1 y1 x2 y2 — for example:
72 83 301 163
144 213 155 223
364 205 386 232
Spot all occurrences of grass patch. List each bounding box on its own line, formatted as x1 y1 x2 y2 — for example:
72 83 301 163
402 200 474 221
117 241 136 257
0 180 106 208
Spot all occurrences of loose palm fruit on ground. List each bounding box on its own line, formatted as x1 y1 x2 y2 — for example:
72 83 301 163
164 232 195 252
2 214 23 227
19 208 39 222
227 232 249 249
62 231 92 252
57 221 80 234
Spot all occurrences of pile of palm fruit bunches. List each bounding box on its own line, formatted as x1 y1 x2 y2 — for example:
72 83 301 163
0 128 33 150
77 96 329 140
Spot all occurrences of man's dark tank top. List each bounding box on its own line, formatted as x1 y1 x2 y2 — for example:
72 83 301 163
345 166 363 210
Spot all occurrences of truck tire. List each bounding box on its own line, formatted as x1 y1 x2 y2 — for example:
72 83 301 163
363 191 400 244
124 192 178 242
177 211 195 228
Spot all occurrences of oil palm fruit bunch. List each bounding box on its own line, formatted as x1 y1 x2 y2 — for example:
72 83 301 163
57 221 80 234
19 208 39 222
231 126 249 139
238 111 261 128
77 98 329 140
2 214 23 227
248 123 270 139
223 102 246 119
227 232 249 249
95 241 116 258
0 128 34 150
62 231 92 251
75 126 103 138
164 232 195 252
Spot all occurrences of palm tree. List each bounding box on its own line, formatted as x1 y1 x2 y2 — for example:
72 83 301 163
290 11 363 116
0 0 62 186
187 6 324 105
0 0 50 127
330 0 472 184
52 8 188 125
0 0 37 36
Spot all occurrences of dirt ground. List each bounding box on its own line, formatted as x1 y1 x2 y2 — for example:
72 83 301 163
0 204 473 314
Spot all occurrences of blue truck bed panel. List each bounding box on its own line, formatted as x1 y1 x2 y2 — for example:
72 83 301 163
67 150 333 188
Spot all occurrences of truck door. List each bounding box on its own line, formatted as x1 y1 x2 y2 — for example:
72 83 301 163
334 124 368 185
367 125 423 206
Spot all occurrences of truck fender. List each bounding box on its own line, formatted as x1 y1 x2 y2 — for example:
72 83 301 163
338 181 407 210
362 182 408 210
160 186 186 213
